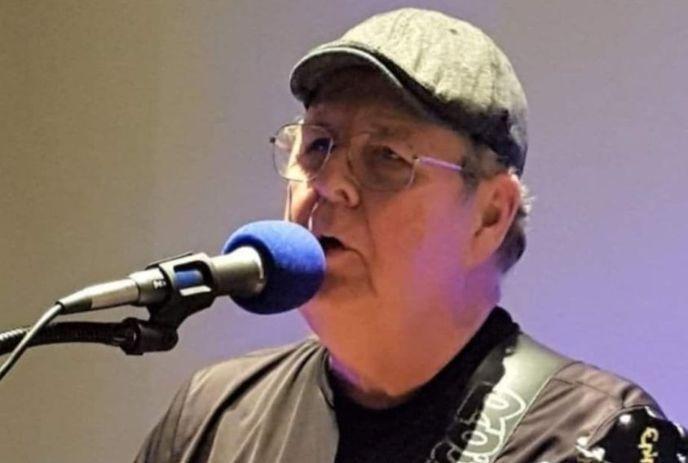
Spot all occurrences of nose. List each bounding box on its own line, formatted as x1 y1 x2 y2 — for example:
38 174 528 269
310 144 361 208
285 143 362 228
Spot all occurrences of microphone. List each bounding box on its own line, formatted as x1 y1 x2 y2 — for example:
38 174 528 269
57 220 325 317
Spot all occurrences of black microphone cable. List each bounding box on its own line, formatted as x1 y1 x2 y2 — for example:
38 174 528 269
0 304 65 382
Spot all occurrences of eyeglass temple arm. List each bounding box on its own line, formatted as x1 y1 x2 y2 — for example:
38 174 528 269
416 156 463 172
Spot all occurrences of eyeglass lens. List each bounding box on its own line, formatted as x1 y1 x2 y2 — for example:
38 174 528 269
272 124 414 191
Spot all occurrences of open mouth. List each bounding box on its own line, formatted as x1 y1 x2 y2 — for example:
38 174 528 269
318 236 346 253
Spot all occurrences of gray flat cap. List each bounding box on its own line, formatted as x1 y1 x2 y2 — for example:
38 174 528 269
290 8 528 175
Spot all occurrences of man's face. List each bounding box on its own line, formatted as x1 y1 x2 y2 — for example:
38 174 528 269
287 71 483 336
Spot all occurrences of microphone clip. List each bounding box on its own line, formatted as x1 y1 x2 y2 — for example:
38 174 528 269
114 253 220 355
143 252 219 329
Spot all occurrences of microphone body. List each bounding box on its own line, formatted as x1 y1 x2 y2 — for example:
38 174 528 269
58 247 265 314
56 220 325 318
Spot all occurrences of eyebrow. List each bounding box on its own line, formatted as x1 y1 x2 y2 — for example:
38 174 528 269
304 118 414 141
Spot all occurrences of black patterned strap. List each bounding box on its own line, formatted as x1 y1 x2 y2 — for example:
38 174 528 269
425 333 569 463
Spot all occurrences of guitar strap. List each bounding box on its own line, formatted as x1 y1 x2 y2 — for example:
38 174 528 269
425 333 570 463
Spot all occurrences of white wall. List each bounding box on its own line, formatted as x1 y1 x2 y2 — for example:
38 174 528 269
1 1 686 461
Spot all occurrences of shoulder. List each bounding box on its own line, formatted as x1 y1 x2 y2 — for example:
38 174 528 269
187 337 325 399
498 338 662 462
548 360 661 414
135 338 327 462
179 337 327 424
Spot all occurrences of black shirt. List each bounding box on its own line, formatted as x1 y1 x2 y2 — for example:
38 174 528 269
332 307 519 463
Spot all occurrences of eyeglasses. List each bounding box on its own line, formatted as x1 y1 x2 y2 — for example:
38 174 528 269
269 123 463 192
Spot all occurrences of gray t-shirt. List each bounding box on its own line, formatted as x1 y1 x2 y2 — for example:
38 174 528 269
136 314 660 462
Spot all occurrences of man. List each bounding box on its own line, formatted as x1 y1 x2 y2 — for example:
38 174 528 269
137 8 678 463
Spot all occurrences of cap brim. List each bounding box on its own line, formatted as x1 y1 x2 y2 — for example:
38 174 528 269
290 45 408 106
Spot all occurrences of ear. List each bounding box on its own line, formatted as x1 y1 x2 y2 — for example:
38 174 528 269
467 172 520 268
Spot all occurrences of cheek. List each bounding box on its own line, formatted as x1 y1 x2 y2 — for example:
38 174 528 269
370 193 471 277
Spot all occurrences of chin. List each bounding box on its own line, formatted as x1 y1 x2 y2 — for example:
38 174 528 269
297 299 333 339
316 269 368 298
298 279 369 325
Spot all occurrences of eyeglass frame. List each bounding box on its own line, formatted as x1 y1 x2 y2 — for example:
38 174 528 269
269 122 464 192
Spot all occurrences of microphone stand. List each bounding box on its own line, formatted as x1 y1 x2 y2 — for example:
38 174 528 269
0 252 222 360
0 319 178 356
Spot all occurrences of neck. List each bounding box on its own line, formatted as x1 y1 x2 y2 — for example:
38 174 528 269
323 300 494 409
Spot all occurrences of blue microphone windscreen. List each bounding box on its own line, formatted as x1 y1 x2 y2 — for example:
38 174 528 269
222 220 325 314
